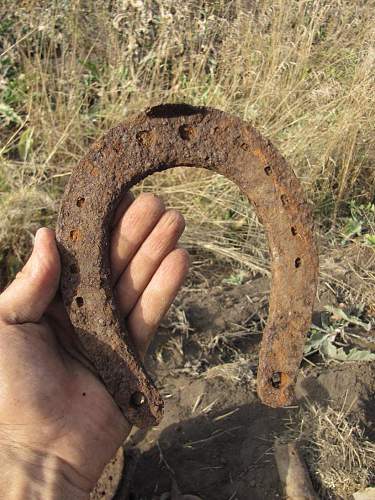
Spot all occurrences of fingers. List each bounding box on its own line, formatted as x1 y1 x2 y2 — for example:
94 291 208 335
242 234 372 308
126 247 189 358
115 209 185 316
0 228 60 324
110 193 165 283
112 192 189 359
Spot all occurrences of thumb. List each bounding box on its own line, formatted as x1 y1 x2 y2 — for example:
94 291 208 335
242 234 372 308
0 228 61 324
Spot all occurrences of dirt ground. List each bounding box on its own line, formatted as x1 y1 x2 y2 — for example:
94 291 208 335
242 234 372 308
91 250 375 500
124 363 374 500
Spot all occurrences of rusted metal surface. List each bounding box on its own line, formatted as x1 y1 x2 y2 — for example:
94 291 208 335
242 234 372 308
56 104 318 428
90 447 125 500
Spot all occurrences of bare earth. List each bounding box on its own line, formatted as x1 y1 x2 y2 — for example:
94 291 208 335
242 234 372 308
93 252 375 500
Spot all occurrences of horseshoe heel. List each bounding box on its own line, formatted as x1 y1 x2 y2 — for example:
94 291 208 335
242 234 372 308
56 104 318 428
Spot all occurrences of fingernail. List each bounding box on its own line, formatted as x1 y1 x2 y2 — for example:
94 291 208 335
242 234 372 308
34 228 42 247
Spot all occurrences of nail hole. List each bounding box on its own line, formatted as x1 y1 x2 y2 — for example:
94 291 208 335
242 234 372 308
136 130 156 147
179 124 196 140
291 226 297 236
271 372 282 389
281 194 289 206
89 165 99 177
75 296 84 307
295 257 302 268
131 391 146 407
76 197 85 208
69 229 81 242
264 165 272 176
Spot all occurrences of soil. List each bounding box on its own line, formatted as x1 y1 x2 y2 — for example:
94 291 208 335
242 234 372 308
95 253 374 500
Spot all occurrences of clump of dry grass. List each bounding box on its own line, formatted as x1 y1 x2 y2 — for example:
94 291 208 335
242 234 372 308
204 356 255 386
289 403 375 499
0 186 55 256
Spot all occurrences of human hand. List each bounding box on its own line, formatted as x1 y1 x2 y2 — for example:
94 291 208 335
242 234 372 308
0 193 189 499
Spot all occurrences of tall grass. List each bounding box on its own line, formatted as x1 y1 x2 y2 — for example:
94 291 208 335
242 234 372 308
1 0 374 290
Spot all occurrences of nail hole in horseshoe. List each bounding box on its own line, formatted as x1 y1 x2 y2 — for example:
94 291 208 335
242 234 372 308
76 197 85 208
69 229 81 242
75 296 84 307
136 130 156 147
131 391 146 407
271 372 282 388
295 257 302 268
179 124 196 140
264 165 272 176
281 194 289 207
291 226 298 236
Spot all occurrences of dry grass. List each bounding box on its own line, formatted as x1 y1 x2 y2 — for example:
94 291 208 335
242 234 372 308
0 0 374 303
204 357 255 387
287 402 375 499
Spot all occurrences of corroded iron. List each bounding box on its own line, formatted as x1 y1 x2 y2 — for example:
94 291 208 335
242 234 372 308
56 104 318 428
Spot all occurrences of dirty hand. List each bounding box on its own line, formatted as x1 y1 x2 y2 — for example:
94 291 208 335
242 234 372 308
0 193 189 499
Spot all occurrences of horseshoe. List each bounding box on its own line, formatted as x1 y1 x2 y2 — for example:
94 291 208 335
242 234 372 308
56 104 318 429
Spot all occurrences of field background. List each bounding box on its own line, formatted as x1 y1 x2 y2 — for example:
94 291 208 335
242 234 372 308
1 1 375 499
1 0 374 289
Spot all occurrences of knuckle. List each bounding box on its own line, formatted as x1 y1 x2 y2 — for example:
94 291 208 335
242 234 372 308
162 209 185 233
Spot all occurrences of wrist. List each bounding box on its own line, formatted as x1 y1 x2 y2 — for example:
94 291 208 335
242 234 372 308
1 442 91 500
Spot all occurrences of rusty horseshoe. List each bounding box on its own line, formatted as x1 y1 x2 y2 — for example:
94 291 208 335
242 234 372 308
56 104 318 429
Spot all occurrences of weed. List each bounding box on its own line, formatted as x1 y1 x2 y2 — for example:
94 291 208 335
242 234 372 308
305 305 375 362
341 201 375 244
